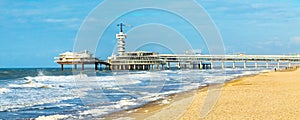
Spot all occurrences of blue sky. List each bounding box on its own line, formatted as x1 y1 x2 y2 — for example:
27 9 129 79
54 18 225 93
1 0 300 68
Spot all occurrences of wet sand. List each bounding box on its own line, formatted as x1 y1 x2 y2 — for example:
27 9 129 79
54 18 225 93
104 67 300 120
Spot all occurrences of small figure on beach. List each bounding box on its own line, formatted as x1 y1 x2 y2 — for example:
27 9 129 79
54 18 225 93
275 68 277 72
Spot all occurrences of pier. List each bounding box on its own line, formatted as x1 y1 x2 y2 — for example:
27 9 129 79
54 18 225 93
108 53 300 70
56 51 300 71
55 23 300 71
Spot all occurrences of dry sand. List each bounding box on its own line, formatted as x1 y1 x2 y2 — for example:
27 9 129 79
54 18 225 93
104 68 300 120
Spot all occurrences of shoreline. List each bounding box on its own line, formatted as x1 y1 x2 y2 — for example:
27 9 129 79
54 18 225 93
102 67 300 119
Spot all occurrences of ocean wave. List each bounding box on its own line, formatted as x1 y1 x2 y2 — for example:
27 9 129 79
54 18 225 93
0 68 270 119
79 106 113 117
0 96 76 112
78 90 180 118
24 74 87 82
8 81 48 88
37 70 45 76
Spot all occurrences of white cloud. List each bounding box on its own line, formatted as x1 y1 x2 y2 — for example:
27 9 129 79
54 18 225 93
290 36 300 44
43 18 80 23
41 18 81 29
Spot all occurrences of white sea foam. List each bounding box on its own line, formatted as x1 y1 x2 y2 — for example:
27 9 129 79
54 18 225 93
180 83 201 91
24 74 85 82
37 70 45 76
161 99 170 104
79 98 139 117
21 72 166 90
203 75 227 84
114 99 138 109
36 114 70 120
79 91 174 117
0 96 76 112
113 117 135 120
0 88 10 94
79 107 111 117
8 81 48 88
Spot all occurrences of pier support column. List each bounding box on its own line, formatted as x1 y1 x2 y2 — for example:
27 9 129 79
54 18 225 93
74 64 77 70
162 64 164 70
151 64 154 70
222 61 225 69
143 65 145 70
133 65 136 70
266 62 269 68
199 61 203 69
255 62 258 69
177 62 181 69
82 64 84 70
232 62 236 69
95 63 98 70
100 64 102 71
61 64 64 71
289 62 291 67
277 62 280 68
244 61 247 69
167 62 170 69
210 61 214 69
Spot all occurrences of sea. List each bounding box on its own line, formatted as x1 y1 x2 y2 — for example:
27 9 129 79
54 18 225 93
0 67 272 119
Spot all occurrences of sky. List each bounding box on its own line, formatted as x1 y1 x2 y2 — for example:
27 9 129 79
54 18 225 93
0 0 300 68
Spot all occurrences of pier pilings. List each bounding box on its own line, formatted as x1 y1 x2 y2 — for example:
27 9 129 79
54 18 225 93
58 60 300 71
61 64 64 71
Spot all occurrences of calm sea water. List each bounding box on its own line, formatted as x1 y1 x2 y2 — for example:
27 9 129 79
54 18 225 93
0 68 270 119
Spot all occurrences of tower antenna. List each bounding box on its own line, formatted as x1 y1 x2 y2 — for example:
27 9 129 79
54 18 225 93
117 23 126 32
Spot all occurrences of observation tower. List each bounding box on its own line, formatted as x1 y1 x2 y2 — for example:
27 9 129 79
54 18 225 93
116 23 127 56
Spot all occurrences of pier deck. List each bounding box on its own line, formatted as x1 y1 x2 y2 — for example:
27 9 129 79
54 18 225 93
55 51 300 71
108 53 300 70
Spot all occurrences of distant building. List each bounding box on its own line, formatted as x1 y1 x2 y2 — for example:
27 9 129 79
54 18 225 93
108 51 163 70
185 49 202 55
54 50 95 63
54 50 102 70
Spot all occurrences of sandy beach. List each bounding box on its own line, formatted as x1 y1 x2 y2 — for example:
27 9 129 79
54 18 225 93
104 67 300 120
